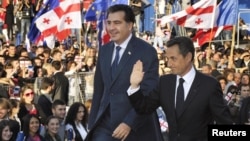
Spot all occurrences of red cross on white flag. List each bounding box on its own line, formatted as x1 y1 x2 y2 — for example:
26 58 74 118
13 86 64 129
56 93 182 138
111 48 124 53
160 0 217 29
35 0 81 41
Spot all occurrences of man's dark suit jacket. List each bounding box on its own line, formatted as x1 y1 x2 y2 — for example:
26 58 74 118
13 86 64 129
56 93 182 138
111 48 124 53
129 71 233 141
87 35 163 141
238 97 250 124
52 72 69 104
37 94 53 118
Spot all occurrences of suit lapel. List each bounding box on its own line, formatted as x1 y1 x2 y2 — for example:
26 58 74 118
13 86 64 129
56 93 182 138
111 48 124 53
110 37 135 84
103 42 115 82
169 76 178 120
178 72 201 118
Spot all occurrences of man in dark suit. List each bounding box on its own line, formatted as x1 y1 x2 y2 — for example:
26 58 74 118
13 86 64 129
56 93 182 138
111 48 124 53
37 77 54 118
87 4 163 141
51 61 69 105
128 36 234 141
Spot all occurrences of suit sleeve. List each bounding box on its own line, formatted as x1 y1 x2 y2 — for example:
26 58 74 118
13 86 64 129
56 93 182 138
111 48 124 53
209 79 234 124
123 43 160 130
87 48 104 130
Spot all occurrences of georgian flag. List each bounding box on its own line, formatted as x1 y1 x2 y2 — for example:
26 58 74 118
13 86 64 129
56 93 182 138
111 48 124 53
160 0 217 28
35 9 59 37
35 0 81 40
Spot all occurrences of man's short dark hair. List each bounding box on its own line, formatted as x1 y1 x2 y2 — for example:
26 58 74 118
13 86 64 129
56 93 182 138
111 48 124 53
52 99 66 109
107 4 135 24
40 77 54 90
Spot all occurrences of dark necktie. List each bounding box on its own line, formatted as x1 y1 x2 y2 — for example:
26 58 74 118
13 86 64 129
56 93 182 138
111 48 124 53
176 78 185 117
111 46 121 79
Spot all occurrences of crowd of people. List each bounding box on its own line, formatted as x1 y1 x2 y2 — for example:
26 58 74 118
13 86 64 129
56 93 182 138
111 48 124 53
0 0 249 141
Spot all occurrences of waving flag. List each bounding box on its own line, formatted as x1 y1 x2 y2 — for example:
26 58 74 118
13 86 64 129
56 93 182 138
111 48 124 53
192 0 238 46
161 0 217 28
35 0 81 41
28 0 59 43
215 0 238 26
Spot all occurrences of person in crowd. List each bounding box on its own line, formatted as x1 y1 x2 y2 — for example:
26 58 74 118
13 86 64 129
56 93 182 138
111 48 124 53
0 44 19 62
216 75 228 95
128 36 233 141
37 77 54 118
65 102 88 141
16 0 35 43
224 68 236 93
235 51 250 69
0 98 20 139
9 99 21 127
239 83 250 100
84 99 92 115
22 114 45 141
240 73 250 85
153 21 165 52
51 61 69 105
82 56 96 72
18 85 46 130
0 120 14 141
51 99 66 141
42 63 53 77
224 85 240 123
130 0 142 35
5 0 14 41
44 115 61 141
234 72 242 86
238 96 250 124
201 64 212 76
158 59 166 76
50 49 62 63
87 4 163 141
84 47 97 58
65 60 83 106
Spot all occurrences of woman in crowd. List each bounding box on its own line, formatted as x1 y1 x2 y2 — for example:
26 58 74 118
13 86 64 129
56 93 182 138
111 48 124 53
9 99 21 127
42 63 53 78
18 85 46 130
44 115 61 141
0 120 14 141
82 56 96 72
0 98 20 139
22 114 45 141
65 102 88 141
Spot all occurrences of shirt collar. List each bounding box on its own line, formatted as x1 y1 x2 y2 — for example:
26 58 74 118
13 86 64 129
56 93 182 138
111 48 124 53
177 66 196 84
114 33 132 50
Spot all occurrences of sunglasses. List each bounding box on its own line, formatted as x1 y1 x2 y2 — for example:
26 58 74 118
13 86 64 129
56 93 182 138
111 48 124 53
24 92 34 97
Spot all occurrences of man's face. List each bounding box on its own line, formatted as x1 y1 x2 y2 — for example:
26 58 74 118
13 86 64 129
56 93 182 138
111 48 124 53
52 105 66 120
106 11 133 45
165 45 192 77
8 46 16 56
53 53 62 61
241 86 250 98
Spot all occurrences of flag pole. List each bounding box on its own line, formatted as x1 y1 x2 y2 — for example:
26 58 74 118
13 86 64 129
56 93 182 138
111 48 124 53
208 0 217 49
80 28 82 56
228 25 236 69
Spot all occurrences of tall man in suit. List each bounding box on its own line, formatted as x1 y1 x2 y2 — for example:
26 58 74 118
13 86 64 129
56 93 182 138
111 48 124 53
51 61 69 105
87 4 163 141
128 36 234 141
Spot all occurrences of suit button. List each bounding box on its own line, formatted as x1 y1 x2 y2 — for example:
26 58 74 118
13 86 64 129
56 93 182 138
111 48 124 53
111 93 113 95
177 133 180 137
